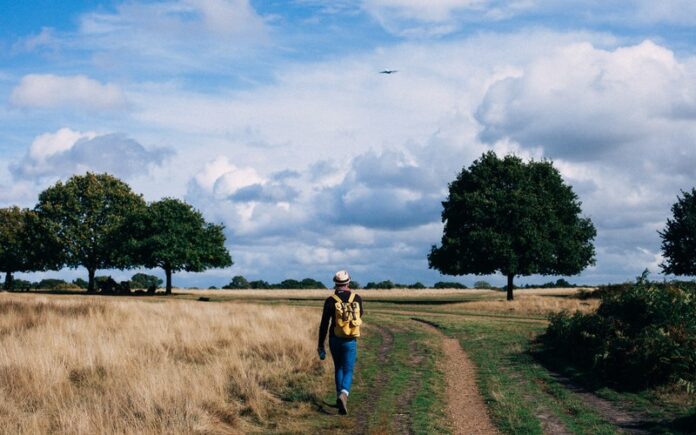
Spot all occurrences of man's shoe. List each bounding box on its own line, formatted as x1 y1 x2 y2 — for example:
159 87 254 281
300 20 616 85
338 392 348 415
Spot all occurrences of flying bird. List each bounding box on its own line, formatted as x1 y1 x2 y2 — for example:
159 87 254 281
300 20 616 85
379 69 398 74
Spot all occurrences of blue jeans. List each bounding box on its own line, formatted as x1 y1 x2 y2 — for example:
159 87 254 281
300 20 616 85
329 336 357 396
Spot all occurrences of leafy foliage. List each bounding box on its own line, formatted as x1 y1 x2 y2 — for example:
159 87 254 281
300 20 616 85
428 152 596 300
72 278 89 289
35 173 146 291
660 188 696 276
433 281 468 289
36 279 74 290
364 280 427 289
474 280 495 289
222 276 326 289
0 207 61 289
122 198 232 294
542 279 696 390
223 275 250 289
130 273 162 289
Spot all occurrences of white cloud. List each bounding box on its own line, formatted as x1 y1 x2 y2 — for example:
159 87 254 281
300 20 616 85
75 0 269 73
476 40 696 160
362 0 696 37
191 156 265 198
11 129 172 180
10 74 127 111
27 128 97 161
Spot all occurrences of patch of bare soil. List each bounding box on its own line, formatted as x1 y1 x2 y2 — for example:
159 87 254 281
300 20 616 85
414 319 499 435
510 374 571 435
548 373 653 435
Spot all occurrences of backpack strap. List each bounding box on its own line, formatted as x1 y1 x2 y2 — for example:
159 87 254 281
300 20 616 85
348 292 356 303
331 294 342 303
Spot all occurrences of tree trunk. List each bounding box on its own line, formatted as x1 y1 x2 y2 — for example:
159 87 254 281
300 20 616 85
3 271 12 291
507 273 514 301
87 268 96 293
165 267 172 295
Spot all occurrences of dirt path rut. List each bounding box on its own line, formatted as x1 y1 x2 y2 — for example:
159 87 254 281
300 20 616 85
415 319 499 435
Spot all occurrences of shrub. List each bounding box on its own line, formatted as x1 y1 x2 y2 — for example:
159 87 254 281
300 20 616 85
224 275 250 289
36 279 71 290
542 279 696 390
9 279 33 290
72 278 89 289
299 278 326 289
365 280 394 289
130 273 162 289
474 280 494 289
433 281 467 289
249 280 272 289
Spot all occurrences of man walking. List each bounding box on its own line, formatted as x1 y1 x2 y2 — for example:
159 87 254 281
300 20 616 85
318 270 364 415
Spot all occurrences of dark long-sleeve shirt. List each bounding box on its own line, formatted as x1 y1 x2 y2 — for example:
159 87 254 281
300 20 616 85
318 289 364 348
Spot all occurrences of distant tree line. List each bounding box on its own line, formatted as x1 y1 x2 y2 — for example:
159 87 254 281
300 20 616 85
221 276 327 289
7 273 163 292
0 173 231 295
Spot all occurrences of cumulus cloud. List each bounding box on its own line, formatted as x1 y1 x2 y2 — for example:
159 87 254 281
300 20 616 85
10 74 127 111
476 41 696 160
11 128 173 180
320 150 445 229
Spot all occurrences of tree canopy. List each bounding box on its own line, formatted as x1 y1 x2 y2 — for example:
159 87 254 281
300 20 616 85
35 173 146 292
660 188 696 276
428 152 596 300
0 207 61 290
124 198 232 294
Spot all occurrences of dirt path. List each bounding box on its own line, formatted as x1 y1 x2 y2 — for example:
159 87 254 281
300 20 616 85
414 319 499 435
548 373 653 434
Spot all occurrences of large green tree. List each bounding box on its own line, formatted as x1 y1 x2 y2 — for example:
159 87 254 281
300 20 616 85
35 173 146 292
660 188 696 276
428 152 596 300
0 207 61 290
123 198 232 294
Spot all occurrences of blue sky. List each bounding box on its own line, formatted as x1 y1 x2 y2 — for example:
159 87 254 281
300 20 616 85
2 0 696 288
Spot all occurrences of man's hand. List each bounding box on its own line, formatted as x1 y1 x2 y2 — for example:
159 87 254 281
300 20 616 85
317 347 326 360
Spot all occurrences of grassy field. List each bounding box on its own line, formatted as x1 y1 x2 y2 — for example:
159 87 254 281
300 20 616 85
1 288 693 434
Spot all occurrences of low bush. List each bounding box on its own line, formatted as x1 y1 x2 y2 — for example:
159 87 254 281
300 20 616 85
542 278 696 390
364 280 427 289
474 280 495 289
433 281 467 289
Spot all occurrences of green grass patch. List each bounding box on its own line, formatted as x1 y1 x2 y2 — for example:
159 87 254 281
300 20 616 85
434 317 618 434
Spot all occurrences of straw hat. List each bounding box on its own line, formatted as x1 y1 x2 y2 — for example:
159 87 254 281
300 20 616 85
333 270 351 286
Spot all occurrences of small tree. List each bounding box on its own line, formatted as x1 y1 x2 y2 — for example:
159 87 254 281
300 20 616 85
428 152 596 300
0 207 61 290
130 273 163 289
35 173 146 292
660 188 696 276
124 198 233 294
224 275 250 289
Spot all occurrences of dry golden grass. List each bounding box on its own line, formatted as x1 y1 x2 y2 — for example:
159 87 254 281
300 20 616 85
449 294 599 316
0 294 325 434
192 288 495 300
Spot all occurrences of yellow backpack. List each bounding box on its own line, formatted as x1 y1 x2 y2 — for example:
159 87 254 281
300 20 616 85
331 293 362 338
